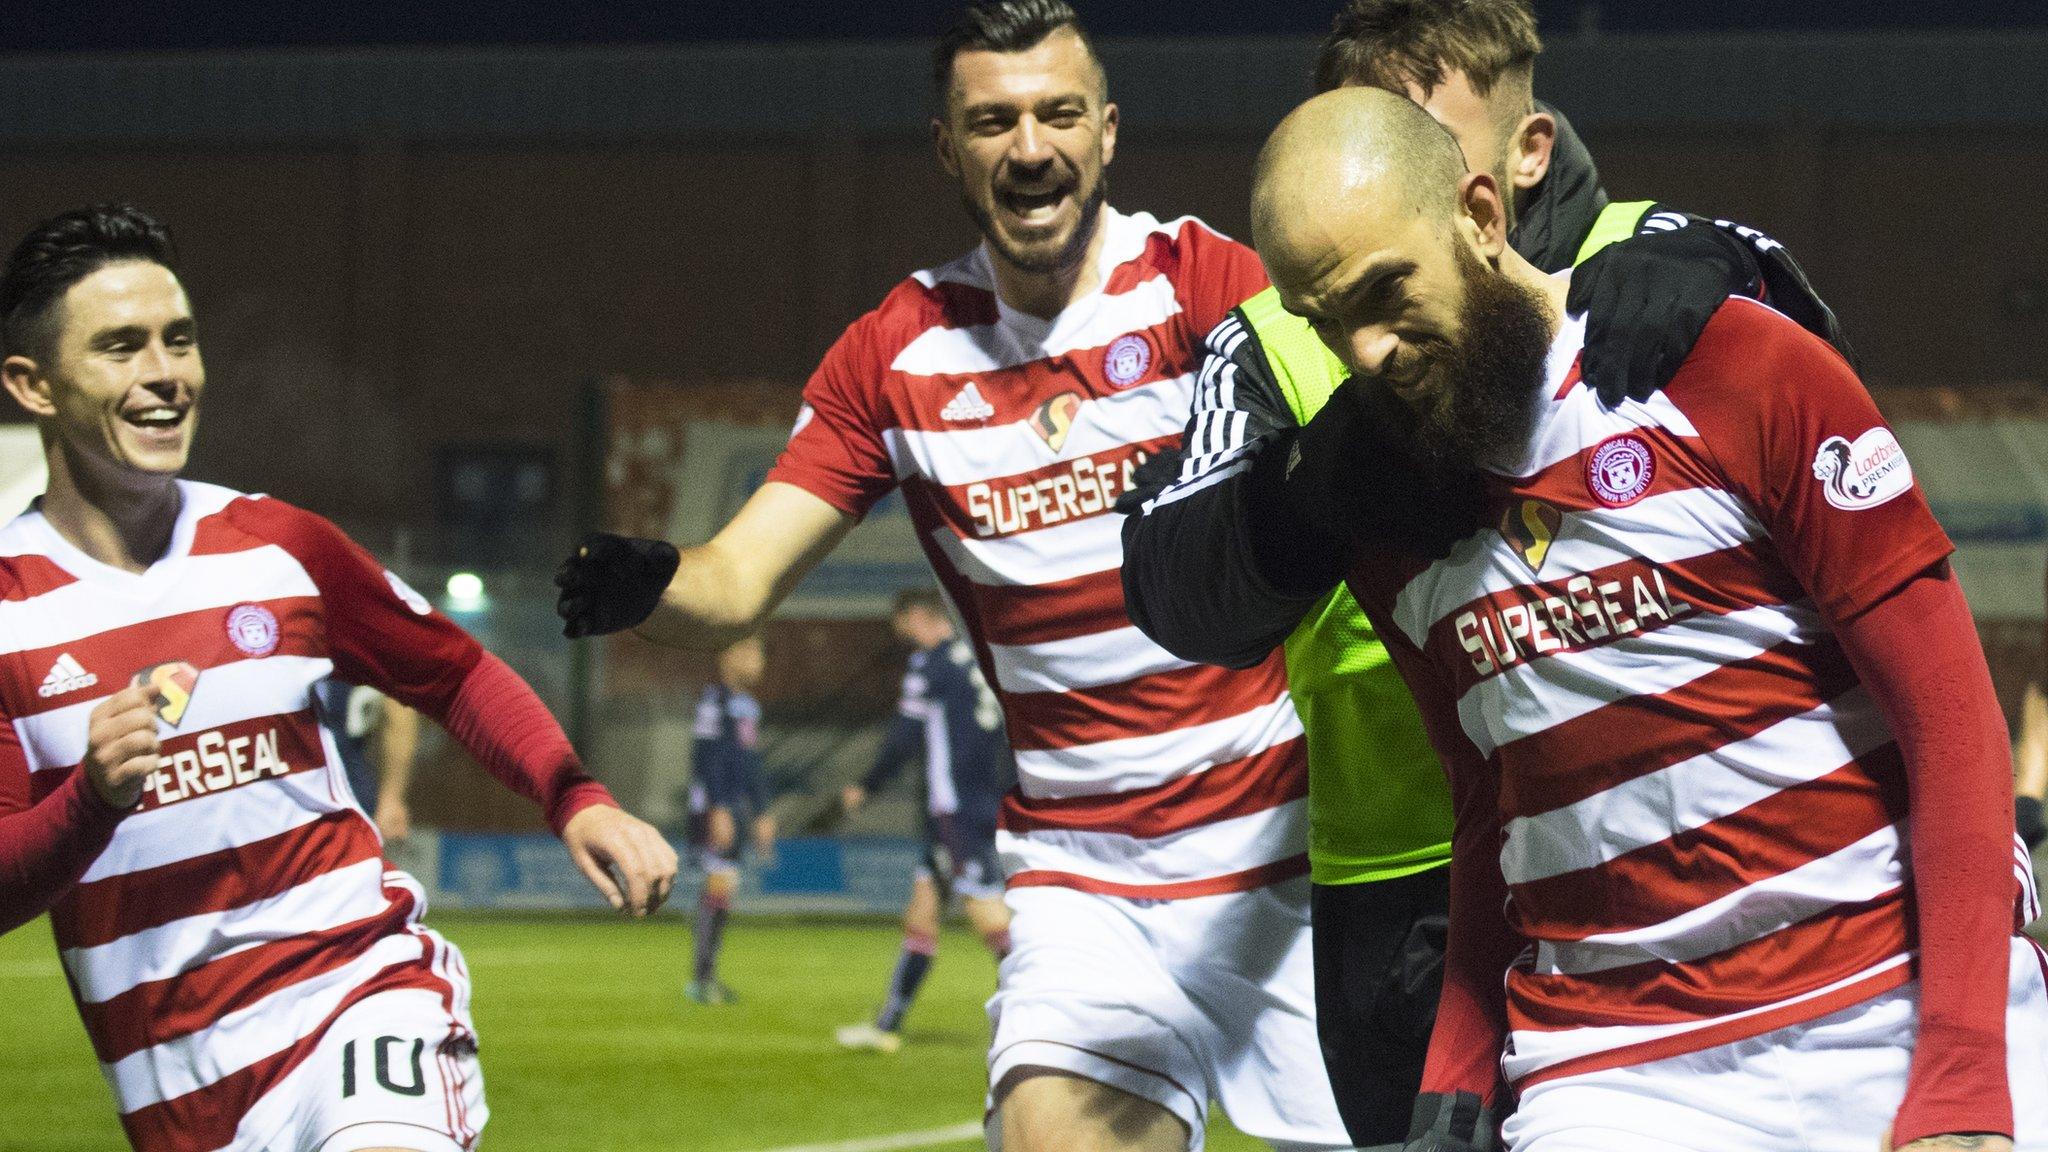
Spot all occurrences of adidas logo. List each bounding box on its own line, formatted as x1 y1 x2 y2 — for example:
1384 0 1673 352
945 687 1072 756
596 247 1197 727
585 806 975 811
940 381 995 423
37 653 99 699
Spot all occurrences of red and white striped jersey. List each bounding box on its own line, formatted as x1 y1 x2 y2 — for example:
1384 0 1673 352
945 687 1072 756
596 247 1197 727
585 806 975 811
769 207 1308 898
1344 294 2040 1088
0 481 483 1152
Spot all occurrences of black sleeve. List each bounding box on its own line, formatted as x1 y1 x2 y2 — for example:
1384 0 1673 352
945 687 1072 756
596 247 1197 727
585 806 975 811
1654 206 1857 367
1119 310 1344 670
861 712 923 794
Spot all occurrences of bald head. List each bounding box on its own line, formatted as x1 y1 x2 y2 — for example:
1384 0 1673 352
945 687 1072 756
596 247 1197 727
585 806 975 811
1251 86 1470 282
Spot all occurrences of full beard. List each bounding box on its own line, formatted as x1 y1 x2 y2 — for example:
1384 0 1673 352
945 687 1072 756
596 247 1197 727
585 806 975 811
965 174 1107 276
1406 243 1556 468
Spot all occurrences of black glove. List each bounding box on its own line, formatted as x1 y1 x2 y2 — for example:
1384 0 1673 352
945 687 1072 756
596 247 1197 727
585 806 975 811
1249 377 1487 582
1568 220 1760 408
1401 1091 1499 1152
1114 443 1187 516
554 532 681 639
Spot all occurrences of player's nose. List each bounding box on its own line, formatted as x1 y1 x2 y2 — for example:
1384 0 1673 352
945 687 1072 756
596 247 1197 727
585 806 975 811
1342 328 1403 380
1009 116 1055 165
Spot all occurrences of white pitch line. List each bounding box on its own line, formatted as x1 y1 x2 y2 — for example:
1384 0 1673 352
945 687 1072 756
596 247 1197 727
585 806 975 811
744 1121 983 1152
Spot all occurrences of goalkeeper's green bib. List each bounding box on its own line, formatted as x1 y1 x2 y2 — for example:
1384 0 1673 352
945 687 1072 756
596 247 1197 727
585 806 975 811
1246 200 1656 885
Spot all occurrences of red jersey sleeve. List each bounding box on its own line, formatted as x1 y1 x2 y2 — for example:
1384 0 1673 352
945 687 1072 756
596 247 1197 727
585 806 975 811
225 497 615 834
1173 218 1270 341
0 657 126 933
223 497 482 719
1670 296 1952 622
765 315 900 519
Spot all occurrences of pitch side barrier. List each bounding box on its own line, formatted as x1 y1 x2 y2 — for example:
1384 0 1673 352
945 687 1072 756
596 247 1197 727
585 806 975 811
397 831 929 914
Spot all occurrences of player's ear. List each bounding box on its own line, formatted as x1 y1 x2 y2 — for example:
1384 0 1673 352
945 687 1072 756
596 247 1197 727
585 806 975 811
1099 101 1119 167
1509 109 1556 192
1458 172 1510 259
0 355 55 419
932 116 961 178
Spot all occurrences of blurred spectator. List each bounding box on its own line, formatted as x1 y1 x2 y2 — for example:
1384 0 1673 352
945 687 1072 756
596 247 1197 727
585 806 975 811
312 680 421 843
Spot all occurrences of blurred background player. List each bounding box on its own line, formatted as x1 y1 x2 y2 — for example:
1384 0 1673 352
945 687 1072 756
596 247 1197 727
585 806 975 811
835 587 1013 1054
314 679 421 844
0 203 677 1152
687 634 777 1005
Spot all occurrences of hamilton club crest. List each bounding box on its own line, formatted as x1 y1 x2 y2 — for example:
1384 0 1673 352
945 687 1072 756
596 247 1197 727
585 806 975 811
1102 333 1153 389
225 603 281 657
1586 433 1655 507
1500 499 1563 576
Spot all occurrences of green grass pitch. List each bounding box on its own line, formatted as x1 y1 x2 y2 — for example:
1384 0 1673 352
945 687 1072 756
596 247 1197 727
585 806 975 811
0 912 1265 1151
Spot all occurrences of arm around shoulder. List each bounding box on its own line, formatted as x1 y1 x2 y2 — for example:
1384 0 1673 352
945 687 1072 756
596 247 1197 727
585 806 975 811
1120 309 1338 668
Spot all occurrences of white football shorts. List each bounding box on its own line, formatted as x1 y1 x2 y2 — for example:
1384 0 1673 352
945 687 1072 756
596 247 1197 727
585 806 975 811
281 987 488 1152
986 876 1351 1151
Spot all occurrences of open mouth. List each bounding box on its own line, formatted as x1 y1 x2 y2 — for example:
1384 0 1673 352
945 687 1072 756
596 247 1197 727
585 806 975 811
996 185 1072 226
121 405 190 437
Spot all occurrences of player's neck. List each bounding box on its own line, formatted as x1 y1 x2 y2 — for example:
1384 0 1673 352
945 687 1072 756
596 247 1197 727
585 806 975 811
1501 246 1569 329
988 219 1109 321
38 447 182 574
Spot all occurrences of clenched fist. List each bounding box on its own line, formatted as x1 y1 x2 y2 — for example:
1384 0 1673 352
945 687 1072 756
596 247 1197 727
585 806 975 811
554 533 681 639
83 685 162 810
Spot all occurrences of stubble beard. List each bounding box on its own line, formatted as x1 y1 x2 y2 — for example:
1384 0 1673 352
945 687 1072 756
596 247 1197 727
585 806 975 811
965 174 1108 277
1406 242 1556 469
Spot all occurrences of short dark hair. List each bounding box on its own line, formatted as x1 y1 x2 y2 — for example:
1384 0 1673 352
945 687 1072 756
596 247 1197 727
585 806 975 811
1313 0 1541 107
933 0 1097 105
0 203 179 362
892 586 950 617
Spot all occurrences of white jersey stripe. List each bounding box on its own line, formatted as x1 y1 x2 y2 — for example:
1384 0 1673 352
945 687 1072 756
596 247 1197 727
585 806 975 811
1145 455 1251 516
104 930 424 1109
0 544 318 657
926 515 1124 589
999 798 1306 887
1501 686 1889 884
889 274 1184 376
21 654 334 774
64 857 390 1004
1014 692 1300 799
883 372 1195 486
80 770 350 883
1531 822 1904 977
1457 602 1823 758
1391 484 1767 648
986 624 1189 695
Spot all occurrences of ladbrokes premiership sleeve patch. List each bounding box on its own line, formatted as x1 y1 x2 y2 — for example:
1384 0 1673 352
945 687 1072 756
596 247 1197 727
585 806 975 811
1810 428 1913 511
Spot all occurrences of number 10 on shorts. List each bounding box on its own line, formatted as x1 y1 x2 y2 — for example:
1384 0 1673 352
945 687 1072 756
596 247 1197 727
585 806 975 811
340 1035 429 1097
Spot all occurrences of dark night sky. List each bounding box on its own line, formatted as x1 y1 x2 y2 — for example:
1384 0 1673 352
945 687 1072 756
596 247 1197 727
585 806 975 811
3 0 2043 54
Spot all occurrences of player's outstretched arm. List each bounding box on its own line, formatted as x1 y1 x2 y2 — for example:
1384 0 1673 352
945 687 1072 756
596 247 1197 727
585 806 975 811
228 496 681 916
557 481 854 650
